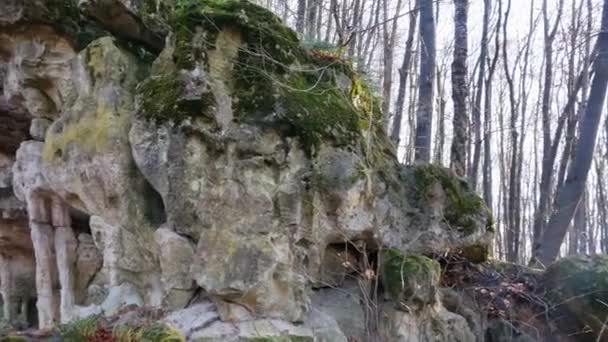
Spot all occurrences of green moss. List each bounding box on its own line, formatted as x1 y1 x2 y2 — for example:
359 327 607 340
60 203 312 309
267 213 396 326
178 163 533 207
142 0 386 154
279 73 360 148
44 37 141 162
412 164 491 234
380 248 440 304
459 243 490 263
58 315 101 341
545 256 608 317
170 0 300 69
137 71 215 121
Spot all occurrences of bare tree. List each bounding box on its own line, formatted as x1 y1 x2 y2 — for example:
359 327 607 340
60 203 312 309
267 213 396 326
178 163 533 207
296 0 307 34
391 0 418 144
468 0 490 187
483 0 502 209
450 0 469 176
381 0 403 128
533 0 608 266
531 0 565 249
414 0 436 161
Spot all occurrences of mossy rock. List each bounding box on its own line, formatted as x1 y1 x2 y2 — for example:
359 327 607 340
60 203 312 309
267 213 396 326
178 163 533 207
14 0 106 50
138 0 386 155
410 164 493 235
544 255 608 337
458 243 491 263
43 37 144 162
380 249 441 310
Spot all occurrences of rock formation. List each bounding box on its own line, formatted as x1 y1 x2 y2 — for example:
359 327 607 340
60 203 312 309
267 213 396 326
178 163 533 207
2 0 594 341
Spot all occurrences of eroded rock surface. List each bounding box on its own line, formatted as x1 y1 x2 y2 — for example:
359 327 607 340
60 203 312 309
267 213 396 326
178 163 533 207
0 0 496 340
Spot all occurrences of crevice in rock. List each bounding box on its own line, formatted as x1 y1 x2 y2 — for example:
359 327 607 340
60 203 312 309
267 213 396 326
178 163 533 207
317 241 364 289
25 297 38 328
141 178 166 227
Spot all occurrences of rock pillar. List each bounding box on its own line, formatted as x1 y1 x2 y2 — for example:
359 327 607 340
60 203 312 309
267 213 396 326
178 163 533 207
30 221 59 328
28 195 59 329
52 197 77 323
0 254 15 321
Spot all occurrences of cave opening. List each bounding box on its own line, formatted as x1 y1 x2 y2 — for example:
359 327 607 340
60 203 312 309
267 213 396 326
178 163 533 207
69 207 91 236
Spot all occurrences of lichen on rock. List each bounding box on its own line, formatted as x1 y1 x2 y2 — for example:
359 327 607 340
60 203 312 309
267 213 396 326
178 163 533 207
410 163 492 235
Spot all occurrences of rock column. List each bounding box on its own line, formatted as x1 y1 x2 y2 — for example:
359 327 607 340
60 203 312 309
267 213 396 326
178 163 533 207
52 197 77 323
28 195 59 329
0 254 15 321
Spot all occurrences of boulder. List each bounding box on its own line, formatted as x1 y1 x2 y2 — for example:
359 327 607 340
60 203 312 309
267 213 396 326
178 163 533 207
128 0 492 323
545 255 608 337
154 226 196 309
311 279 366 341
380 249 441 311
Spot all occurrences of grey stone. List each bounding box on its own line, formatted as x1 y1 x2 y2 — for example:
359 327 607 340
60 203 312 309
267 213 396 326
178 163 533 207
29 118 52 141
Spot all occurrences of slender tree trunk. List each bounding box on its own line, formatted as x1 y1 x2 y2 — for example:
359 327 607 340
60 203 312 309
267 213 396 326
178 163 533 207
296 0 307 34
482 0 501 210
306 0 317 38
391 2 418 144
596 160 608 252
533 0 608 266
414 0 436 161
532 0 564 251
434 66 446 164
450 0 469 176
381 0 403 129
469 0 490 187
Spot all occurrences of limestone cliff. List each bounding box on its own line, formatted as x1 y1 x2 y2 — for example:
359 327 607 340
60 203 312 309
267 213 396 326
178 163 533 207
0 1 542 341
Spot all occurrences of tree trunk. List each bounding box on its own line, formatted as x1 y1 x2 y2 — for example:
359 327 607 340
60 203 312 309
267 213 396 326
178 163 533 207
533 0 608 266
468 0 490 187
381 0 403 130
296 0 307 34
531 0 564 252
450 0 469 176
391 3 418 144
414 0 436 161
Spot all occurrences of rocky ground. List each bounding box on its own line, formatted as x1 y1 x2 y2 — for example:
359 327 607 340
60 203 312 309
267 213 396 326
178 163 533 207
0 0 606 341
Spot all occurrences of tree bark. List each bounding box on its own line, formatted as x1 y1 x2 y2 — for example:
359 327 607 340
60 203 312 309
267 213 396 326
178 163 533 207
391 2 418 144
414 0 436 161
531 0 564 251
381 0 403 129
450 0 469 176
468 0 490 187
296 0 307 34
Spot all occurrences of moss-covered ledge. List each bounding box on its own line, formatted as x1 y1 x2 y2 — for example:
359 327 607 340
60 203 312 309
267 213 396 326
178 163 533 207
408 164 494 235
135 0 388 156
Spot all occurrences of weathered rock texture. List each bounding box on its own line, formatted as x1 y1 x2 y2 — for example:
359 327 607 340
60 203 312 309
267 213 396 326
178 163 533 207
0 0 500 340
